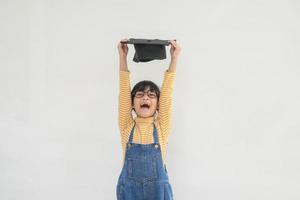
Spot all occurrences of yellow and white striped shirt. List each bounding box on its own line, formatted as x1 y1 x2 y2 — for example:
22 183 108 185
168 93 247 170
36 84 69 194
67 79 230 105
118 69 176 166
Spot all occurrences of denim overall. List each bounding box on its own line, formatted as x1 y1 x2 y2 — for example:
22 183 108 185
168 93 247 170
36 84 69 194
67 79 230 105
116 122 174 200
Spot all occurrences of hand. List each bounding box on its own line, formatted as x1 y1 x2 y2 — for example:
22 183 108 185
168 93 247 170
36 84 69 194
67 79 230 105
169 40 181 60
117 38 129 58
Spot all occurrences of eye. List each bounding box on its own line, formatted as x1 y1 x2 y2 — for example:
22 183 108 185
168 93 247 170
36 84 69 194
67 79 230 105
135 92 143 98
149 93 157 98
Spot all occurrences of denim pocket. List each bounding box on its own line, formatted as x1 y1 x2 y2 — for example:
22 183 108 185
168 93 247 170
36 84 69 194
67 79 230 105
127 156 158 180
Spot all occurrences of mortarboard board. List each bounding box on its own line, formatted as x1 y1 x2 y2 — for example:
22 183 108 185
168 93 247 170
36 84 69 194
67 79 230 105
121 38 171 63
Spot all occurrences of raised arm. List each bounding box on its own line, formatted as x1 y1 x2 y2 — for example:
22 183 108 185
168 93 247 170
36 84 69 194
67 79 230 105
118 39 133 131
158 40 181 141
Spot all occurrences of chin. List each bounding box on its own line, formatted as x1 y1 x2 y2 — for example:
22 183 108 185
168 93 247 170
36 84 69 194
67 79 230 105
137 111 155 118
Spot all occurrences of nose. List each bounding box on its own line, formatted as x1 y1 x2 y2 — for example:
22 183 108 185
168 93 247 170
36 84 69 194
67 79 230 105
142 94 149 100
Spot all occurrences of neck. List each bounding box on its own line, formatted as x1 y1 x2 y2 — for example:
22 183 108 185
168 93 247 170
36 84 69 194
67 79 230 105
134 115 155 123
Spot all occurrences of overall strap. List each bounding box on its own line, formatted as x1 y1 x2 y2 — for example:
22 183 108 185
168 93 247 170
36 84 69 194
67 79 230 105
128 122 136 143
128 122 159 143
153 123 159 143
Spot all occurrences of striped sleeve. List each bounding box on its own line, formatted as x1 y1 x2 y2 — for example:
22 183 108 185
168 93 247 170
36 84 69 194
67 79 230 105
158 70 176 143
118 70 134 132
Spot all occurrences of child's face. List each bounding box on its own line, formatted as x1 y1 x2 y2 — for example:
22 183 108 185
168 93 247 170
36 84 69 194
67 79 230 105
133 89 158 118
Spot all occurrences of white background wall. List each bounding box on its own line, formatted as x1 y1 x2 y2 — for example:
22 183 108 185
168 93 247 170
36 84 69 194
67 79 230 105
1 0 299 199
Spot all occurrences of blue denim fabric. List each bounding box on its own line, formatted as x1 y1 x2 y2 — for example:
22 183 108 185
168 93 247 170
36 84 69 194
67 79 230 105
116 122 174 200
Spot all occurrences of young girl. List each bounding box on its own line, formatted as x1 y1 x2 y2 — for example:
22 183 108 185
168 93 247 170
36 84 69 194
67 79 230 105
116 38 181 200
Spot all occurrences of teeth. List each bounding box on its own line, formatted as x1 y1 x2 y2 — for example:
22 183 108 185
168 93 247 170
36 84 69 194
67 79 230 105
141 103 150 108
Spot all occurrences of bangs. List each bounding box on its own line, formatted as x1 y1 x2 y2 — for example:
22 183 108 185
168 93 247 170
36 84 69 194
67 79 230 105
131 80 160 103
136 85 156 93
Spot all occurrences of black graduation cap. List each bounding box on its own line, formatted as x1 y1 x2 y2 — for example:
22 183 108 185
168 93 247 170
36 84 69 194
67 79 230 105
121 38 171 63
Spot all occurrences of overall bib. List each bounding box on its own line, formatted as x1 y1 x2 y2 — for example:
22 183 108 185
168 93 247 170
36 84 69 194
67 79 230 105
116 122 174 200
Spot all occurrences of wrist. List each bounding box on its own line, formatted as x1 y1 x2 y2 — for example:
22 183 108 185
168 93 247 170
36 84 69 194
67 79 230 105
119 57 128 69
170 58 178 66
170 56 178 62
168 63 177 71
119 54 127 60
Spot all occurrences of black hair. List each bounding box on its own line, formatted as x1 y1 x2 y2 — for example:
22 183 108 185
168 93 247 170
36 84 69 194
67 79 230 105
131 80 160 105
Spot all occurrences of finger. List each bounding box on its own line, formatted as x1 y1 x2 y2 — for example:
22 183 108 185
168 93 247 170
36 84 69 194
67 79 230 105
120 38 129 43
169 40 175 47
117 42 122 49
171 40 178 47
170 40 177 48
172 41 181 50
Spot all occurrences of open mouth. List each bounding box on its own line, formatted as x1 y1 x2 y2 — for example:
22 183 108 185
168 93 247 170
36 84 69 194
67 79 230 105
140 103 150 109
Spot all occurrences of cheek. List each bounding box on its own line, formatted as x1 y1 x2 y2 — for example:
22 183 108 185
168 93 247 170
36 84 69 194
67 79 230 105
152 100 158 108
133 99 140 108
